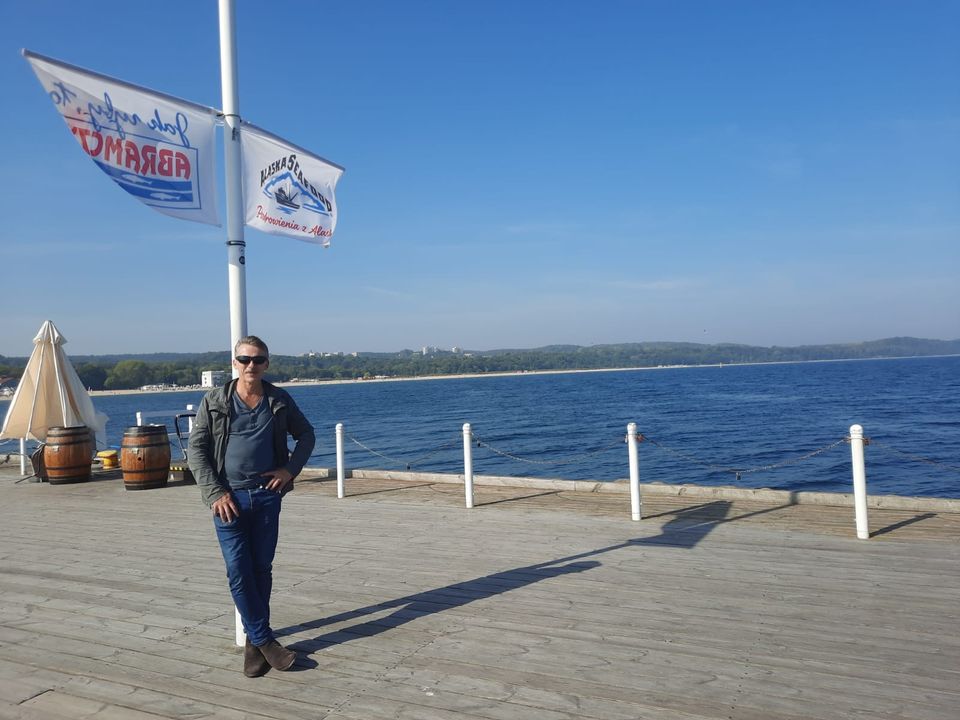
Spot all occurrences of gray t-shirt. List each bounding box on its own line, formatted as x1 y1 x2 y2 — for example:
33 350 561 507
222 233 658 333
224 393 276 489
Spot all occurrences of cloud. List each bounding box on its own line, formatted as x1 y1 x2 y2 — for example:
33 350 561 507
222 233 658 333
605 278 698 292
502 221 578 236
360 285 414 299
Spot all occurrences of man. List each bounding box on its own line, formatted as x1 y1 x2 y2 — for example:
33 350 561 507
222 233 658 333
189 335 315 677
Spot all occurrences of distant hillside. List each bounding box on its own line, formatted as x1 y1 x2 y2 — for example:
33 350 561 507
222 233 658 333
1 337 957 390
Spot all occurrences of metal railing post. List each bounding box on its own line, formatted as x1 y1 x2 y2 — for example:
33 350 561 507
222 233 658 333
849 424 869 540
627 422 642 521
335 423 345 499
463 423 474 508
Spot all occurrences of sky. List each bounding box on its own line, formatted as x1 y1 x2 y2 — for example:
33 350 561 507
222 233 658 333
1 0 958 356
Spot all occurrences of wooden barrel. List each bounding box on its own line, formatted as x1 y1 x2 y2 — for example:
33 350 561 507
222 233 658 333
121 425 171 490
43 426 93 484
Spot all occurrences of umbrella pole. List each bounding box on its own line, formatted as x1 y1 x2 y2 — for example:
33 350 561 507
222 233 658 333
20 438 26 476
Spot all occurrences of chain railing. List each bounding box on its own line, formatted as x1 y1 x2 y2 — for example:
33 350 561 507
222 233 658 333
472 434 625 466
346 433 461 470
330 421 952 539
641 435 847 482
868 439 960 474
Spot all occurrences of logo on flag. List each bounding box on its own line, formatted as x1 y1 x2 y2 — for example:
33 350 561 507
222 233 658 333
24 50 220 226
241 123 343 246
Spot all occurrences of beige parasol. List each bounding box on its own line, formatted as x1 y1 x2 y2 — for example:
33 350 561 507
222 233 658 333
0 321 108 456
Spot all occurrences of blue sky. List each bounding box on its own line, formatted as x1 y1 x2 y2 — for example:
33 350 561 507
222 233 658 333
1 1 957 356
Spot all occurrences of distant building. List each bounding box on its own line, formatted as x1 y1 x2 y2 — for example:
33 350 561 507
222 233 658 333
201 370 230 388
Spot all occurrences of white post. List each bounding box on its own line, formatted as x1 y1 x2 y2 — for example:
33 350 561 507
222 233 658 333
220 0 247 648
19 438 27 476
463 423 474 509
849 424 869 540
219 0 248 353
336 423 345 499
627 422 642 521
234 607 244 647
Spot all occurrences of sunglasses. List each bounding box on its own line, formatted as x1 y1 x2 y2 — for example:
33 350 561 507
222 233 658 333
235 355 268 365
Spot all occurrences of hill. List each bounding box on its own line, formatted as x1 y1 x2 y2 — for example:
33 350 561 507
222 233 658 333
1 337 957 391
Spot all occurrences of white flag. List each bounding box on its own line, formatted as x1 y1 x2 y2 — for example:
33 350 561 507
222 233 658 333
24 50 220 226
241 122 344 246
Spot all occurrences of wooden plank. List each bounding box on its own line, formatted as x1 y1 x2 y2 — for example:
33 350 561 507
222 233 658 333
0 468 958 720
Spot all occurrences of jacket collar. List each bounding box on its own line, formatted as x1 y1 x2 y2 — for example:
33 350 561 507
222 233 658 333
209 378 282 413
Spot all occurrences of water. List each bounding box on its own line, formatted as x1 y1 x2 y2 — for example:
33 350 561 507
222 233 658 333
2 356 958 498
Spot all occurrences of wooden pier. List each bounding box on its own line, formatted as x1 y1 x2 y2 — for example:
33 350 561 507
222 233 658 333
0 464 957 719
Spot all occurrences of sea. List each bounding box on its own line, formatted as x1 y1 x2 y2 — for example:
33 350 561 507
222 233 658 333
2 355 958 498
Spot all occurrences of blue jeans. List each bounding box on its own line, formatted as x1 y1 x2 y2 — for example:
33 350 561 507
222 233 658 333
213 487 282 646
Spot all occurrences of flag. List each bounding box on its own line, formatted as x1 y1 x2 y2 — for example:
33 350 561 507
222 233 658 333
240 122 344 246
24 49 220 226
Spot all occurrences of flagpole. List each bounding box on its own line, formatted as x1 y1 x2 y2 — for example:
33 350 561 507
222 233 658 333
219 0 248 649
218 0 247 356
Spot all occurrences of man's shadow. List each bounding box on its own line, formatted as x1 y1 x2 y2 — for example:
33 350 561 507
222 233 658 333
277 501 738 657
279 557 601 656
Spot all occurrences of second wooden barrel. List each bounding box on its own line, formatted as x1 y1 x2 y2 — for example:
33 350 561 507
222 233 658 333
44 426 93 484
121 425 171 490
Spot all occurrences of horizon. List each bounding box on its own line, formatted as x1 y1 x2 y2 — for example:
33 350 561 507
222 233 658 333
3 334 959 362
2 2 958 357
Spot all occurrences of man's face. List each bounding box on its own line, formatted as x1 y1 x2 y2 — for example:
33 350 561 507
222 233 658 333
234 343 269 381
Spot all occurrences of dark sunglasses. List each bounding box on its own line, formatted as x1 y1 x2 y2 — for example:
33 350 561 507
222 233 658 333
235 355 268 365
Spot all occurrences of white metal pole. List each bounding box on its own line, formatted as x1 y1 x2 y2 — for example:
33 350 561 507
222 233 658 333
336 423 345 499
463 423 474 509
234 607 244 647
19 438 26 476
627 422 641 521
219 0 247 353
219 0 247 648
849 424 869 540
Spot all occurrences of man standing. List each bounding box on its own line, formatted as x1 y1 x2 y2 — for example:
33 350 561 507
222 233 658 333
189 335 315 677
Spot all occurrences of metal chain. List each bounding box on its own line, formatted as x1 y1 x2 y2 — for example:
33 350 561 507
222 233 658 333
868 440 960 473
643 436 847 477
472 434 625 466
346 434 461 469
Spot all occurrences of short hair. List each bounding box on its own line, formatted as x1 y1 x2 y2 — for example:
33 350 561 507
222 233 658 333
234 335 269 356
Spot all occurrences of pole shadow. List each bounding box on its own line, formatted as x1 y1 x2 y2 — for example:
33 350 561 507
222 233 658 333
870 512 937 538
276 504 740 653
278 556 600 653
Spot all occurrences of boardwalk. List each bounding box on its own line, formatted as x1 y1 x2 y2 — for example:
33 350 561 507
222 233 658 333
0 465 957 720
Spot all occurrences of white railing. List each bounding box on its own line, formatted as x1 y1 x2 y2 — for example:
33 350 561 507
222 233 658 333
333 422 877 539
135 405 196 459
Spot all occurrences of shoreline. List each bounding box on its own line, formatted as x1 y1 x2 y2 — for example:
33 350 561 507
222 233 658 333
71 352 959 397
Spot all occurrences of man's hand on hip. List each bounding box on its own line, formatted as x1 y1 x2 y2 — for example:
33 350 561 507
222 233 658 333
261 468 293 493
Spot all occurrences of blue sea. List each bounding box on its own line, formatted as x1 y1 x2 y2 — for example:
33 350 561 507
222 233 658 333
3 356 958 498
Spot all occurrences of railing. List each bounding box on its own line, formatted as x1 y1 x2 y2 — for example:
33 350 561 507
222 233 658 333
332 421 960 541
135 405 196 460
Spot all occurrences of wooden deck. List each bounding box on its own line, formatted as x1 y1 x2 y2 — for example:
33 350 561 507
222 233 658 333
0 465 957 719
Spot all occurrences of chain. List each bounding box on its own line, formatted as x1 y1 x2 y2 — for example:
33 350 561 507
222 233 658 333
346 434 461 470
643 436 847 479
472 434 625 466
868 440 960 473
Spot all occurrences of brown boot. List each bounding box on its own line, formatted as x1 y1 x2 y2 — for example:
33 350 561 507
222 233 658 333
256 639 297 671
243 639 270 678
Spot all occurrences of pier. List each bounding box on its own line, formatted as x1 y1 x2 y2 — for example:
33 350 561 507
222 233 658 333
0 463 957 719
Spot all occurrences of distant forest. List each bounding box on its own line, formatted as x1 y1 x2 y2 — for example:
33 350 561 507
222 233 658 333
1 337 958 391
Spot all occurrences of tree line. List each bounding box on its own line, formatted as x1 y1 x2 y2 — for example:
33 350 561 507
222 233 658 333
0 337 957 391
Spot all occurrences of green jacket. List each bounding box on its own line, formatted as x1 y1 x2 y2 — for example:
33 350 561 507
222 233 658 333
188 379 316 507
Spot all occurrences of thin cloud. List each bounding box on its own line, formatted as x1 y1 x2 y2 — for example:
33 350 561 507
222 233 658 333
360 285 414 299
606 278 698 292
503 222 578 236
